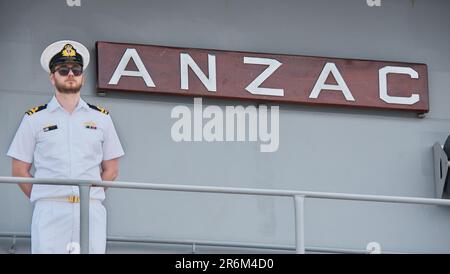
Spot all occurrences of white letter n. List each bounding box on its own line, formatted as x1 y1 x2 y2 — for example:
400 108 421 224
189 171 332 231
180 53 217 92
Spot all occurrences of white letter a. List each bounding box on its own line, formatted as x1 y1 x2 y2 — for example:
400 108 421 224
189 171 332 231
108 48 155 87
309 62 355 101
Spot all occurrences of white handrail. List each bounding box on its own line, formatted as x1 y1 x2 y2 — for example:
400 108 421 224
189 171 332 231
1 176 449 254
1 177 449 205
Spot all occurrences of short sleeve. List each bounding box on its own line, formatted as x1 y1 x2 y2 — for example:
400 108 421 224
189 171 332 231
7 115 36 163
102 115 125 161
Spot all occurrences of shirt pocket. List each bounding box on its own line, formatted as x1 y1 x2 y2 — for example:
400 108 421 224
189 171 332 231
79 126 104 156
36 125 64 158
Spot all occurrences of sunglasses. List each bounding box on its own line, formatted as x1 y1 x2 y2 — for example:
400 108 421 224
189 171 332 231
53 65 83 76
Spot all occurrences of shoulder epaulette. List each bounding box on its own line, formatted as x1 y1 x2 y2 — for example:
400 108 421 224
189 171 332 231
25 104 47 116
87 103 109 115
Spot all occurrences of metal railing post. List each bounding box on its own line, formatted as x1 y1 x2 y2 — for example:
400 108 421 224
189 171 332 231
294 195 305 254
79 185 91 254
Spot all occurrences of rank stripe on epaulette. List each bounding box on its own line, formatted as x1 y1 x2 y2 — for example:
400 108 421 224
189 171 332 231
87 103 109 115
25 104 47 116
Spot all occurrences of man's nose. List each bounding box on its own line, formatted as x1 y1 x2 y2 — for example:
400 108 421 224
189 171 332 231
67 69 75 77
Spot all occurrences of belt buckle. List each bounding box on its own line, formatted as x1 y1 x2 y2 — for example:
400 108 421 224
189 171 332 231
68 196 80 203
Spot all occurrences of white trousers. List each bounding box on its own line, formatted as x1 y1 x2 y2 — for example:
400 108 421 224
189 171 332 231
31 200 107 254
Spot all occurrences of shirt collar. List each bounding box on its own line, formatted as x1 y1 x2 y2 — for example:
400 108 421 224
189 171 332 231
47 95 90 113
47 96 61 112
77 97 90 111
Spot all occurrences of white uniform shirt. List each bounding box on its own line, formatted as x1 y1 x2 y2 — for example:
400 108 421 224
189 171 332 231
7 96 125 202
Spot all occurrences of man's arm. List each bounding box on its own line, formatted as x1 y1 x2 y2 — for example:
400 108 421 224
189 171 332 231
12 158 33 198
100 158 120 190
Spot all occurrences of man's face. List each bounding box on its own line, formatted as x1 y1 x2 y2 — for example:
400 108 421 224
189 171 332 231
50 62 84 94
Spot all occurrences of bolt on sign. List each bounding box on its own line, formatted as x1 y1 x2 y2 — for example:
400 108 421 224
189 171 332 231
96 41 429 114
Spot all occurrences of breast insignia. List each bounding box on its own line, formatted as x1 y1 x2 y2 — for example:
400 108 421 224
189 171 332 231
25 104 47 116
87 103 109 115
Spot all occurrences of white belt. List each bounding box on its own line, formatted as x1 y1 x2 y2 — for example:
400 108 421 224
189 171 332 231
39 195 100 203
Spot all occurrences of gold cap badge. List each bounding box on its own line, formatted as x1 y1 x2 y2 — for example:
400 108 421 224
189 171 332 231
61 44 76 57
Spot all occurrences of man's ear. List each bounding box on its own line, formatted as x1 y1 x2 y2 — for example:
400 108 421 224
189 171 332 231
49 73 55 86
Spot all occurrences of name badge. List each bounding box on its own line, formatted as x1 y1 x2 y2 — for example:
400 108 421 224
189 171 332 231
43 125 58 132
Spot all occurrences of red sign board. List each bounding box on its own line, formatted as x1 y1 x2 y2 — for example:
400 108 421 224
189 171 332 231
96 41 429 113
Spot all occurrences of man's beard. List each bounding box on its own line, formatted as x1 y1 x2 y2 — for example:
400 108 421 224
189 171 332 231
55 80 82 94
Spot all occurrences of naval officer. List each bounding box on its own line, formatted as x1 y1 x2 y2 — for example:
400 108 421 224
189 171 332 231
7 40 125 253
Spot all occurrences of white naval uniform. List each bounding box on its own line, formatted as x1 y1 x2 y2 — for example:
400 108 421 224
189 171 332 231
7 96 125 253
